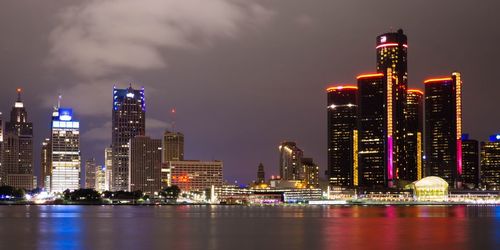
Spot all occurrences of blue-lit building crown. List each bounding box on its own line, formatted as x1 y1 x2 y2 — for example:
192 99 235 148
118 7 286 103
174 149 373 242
52 107 79 129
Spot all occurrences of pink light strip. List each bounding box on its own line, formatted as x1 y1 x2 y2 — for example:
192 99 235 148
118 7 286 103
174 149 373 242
388 135 393 180
376 43 408 49
457 139 462 175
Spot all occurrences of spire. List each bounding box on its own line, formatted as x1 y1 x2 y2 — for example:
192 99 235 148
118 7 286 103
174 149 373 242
57 93 62 108
16 88 22 102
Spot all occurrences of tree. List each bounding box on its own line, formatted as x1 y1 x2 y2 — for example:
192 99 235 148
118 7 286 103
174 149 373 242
162 185 181 200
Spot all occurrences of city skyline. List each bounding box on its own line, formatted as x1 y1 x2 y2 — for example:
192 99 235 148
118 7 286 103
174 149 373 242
1 1 500 184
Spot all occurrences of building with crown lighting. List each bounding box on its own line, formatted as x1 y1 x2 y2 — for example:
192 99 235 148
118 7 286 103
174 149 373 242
112 85 146 191
481 134 500 190
326 86 358 187
404 89 424 182
461 134 480 189
279 141 304 181
51 107 81 192
2 89 34 190
424 73 463 187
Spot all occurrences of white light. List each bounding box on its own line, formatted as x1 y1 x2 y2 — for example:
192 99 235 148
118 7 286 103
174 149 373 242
126 92 135 98
380 36 387 43
14 102 24 108
329 104 336 109
60 115 72 121
496 135 500 140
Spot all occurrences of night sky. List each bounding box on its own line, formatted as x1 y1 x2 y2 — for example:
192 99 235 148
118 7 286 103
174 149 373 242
1 0 499 184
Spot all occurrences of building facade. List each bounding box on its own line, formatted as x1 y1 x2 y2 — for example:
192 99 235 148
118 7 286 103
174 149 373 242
40 138 52 189
404 89 424 182
104 147 113 191
129 136 162 194
424 73 462 187
257 163 265 184
165 160 223 192
85 158 98 189
301 158 319 188
96 165 106 192
481 135 500 190
326 86 358 187
111 85 146 191
279 141 303 180
51 107 81 192
461 134 480 189
162 131 184 162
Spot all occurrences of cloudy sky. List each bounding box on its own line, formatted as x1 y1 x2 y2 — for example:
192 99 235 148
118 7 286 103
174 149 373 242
1 0 499 184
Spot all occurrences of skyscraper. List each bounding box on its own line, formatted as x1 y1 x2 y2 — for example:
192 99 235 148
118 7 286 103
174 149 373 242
279 141 303 180
51 107 81 192
461 134 480 189
357 73 393 188
326 85 358 187
301 158 319 188
85 158 98 189
257 163 265 184
162 130 184 162
404 89 424 182
0 112 3 184
480 135 500 190
95 165 106 192
40 138 52 189
104 147 112 191
424 73 462 187
112 85 145 191
129 136 162 194
2 89 34 190
376 29 408 185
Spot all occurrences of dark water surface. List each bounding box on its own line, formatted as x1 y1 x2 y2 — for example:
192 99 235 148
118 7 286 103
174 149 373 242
0 205 499 249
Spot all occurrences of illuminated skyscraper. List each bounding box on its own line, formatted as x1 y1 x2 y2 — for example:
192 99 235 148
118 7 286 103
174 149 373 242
301 158 319 188
112 85 145 191
404 89 424 182
461 134 479 188
279 141 303 180
0 112 3 184
95 165 106 192
376 29 408 184
85 158 98 189
424 73 462 187
2 89 34 190
104 147 112 191
357 73 392 188
51 107 81 192
40 138 52 189
162 130 184 162
129 136 162 193
257 163 265 184
480 135 500 190
326 85 358 187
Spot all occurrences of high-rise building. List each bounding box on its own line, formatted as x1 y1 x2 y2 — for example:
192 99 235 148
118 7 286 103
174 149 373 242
104 147 113 191
0 112 4 184
257 163 265 184
376 29 408 186
111 85 145 191
424 73 462 187
279 142 303 180
129 136 162 194
96 165 106 192
165 160 223 192
51 107 81 192
85 158 98 189
480 135 500 190
301 158 319 188
2 89 34 190
40 138 52 189
357 73 394 188
461 134 480 189
162 130 184 162
404 89 424 182
326 85 358 187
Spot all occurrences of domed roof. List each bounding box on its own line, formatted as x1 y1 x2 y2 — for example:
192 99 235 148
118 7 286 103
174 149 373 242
413 176 449 188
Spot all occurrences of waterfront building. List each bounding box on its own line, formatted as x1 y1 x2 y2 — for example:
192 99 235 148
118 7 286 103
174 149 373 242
51 107 81 192
85 158 98 189
404 89 424 182
462 134 480 189
424 73 463 187
104 147 112 191
129 136 162 194
408 176 449 201
481 135 500 190
301 158 319 188
96 166 106 192
257 163 265 184
165 160 223 192
162 131 184 162
279 141 303 181
111 85 145 191
0 112 3 184
40 138 52 189
376 29 408 186
326 85 358 187
2 89 34 190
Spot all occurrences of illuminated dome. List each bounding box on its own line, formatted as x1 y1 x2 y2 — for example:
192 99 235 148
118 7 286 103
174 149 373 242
409 176 449 201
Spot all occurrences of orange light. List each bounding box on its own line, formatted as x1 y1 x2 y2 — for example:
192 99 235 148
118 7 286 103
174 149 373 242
424 78 453 84
16 88 22 93
376 43 408 49
356 73 384 80
407 89 423 95
326 85 358 92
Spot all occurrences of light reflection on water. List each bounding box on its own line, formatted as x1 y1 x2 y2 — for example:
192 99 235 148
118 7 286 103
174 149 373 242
0 205 498 249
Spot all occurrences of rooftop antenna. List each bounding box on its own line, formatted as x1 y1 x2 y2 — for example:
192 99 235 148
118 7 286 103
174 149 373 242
170 107 176 132
57 93 62 108
16 88 22 101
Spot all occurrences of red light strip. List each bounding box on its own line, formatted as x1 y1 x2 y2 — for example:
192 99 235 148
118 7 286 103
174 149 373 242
407 89 423 95
376 43 408 49
356 73 384 80
326 85 358 92
424 77 453 84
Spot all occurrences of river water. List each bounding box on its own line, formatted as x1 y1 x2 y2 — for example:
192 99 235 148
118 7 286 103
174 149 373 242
0 205 498 249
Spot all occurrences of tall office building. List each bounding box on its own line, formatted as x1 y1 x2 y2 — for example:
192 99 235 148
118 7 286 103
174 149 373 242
257 163 265 184
2 89 34 190
326 85 358 187
162 131 184 162
111 85 145 191
40 138 52 189
357 73 395 188
301 158 320 188
0 112 3 184
129 136 162 194
95 165 106 192
480 135 500 190
104 147 113 191
404 89 424 182
51 107 81 192
85 158 98 189
424 73 462 187
279 141 303 180
461 134 479 188
165 160 223 191
376 29 408 184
